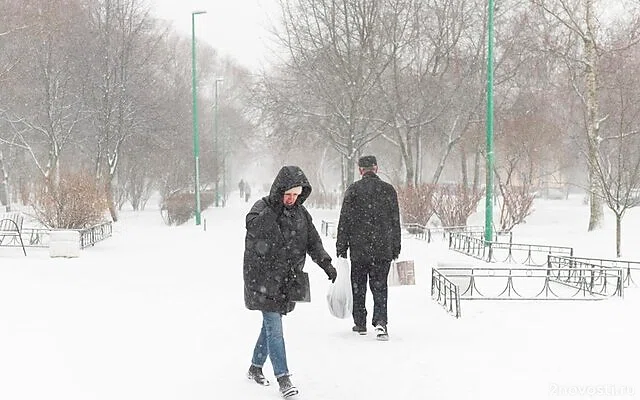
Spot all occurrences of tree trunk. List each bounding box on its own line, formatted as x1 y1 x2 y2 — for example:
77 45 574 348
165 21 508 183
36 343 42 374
415 134 422 185
615 212 621 258
105 175 119 222
402 135 414 185
585 0 604 231
461 147 468 188
342 150 356 192
472 147 481 193
0 151 10 212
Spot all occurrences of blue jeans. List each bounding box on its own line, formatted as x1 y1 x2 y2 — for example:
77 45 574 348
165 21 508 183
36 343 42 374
251 311 289 377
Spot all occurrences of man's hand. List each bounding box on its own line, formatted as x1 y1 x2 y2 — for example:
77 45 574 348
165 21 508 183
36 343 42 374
325 265 337 283
392 246 401 260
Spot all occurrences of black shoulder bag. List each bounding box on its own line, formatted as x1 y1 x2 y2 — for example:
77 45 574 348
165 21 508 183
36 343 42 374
288 271 311 302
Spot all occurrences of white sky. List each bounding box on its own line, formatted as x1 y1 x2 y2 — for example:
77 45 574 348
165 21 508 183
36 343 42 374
146 1 633 72
0 191 639 399
150 0 280 71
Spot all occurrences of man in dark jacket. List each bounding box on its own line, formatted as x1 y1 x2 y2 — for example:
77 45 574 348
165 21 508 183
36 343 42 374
336 155 401 341
244 165 337 398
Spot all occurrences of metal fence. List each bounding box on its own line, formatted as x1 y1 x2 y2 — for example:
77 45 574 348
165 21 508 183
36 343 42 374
548 255 640 288
404 223 514 244
403 224 481 243
435 266 623 301
449 232 573 266
431 268 462 318
79 222 112 249
0 223 112 250
320 220 336 237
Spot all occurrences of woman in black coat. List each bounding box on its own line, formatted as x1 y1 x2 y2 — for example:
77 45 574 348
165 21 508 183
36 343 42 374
244 165 336 398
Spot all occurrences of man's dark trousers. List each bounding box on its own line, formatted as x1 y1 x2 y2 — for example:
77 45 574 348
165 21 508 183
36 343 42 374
350 260 391 328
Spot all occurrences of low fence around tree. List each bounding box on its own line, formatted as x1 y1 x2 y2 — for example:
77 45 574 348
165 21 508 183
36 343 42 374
448 231 573 266
431 264 624 318
431 268 462 318
78 222 112 249
417 227 638 318
404 224 482 243
404 223 514 244
548 255 640 288
2 222 113 250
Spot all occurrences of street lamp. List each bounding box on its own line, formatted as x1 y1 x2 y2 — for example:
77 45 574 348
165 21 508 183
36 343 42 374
214 78 223 207
191 10 206 225
484 0 495 242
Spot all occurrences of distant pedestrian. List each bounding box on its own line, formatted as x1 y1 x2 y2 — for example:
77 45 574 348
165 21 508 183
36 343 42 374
239 179 246 198
244 165 337 397
336 155 401 341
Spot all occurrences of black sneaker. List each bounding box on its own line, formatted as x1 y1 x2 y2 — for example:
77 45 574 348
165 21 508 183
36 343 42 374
375 324 389 341
277 375 299 398
247 365 270 386
352 325 367 335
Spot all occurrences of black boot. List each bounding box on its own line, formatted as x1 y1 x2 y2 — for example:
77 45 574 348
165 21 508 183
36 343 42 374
352 325 367 335
247 365 270 386
277 375 299 398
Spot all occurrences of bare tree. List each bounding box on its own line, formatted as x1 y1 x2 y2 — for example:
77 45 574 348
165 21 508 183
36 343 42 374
0 0 29 82
265 0 396 190
86 0 165 221
0 0 89 196
594 37 640 256
530 0 640 231
376 0 485 186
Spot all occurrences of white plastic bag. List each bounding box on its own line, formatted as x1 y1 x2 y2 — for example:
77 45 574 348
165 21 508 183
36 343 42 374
388 260 401 287
326 258 353 319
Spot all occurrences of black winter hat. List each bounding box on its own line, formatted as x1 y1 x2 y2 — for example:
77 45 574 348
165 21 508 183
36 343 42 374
358 155 377 168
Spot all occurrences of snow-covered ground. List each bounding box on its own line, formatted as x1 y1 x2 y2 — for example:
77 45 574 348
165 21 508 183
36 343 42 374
0 192 638 400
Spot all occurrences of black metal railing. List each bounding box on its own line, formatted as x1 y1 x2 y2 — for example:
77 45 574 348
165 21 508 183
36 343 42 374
1 223 113 250
0 228 50 248
548 255 640 288
404 224 480 243
404 224 514 244
79 222 112 249
320 220 336 237
431 268 461 318
436 266 623 301
449 232 573 266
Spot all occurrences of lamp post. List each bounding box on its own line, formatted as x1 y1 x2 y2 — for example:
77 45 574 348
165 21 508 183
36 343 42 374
214 78 223 207
484 0 495 242
191 10 206 225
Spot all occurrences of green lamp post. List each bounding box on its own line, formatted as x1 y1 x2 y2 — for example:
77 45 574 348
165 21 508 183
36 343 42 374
191 10 206 225
484 0 495 242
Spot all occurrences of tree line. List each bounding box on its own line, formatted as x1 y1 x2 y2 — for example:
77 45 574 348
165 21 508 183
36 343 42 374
255 0 640 256
2 0 640 256
0 0 255 222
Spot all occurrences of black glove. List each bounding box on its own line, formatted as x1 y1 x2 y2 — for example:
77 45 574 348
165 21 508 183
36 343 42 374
325 264 337 283
268 201 284 216
336 249 347 259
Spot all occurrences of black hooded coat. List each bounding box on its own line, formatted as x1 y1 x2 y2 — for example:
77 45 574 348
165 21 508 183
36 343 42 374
243 166 332 314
